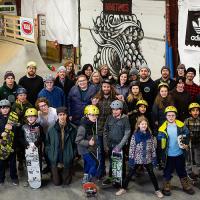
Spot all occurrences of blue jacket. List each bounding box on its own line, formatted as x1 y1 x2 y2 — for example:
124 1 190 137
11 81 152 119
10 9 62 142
38 86 65 108
67 85 97 125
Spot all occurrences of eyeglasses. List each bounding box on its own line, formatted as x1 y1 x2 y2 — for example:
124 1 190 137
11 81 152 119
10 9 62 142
39 104 47 108
0 106 10 109
45 81 53 84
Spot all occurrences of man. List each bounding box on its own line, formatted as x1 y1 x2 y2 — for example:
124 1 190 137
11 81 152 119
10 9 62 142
92 79 119 178
67 74 97 125
184 67 200 101
0 71 19 104
154 66 176 91
38 74 65 108
54 66 74 98
18 61 43 105
46 107 77 186
139 65 156 112
170 77 191 122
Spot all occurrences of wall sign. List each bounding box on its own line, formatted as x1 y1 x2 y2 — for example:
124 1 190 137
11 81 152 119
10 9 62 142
185 10 200 50
103 0 132 15
20 17 35 40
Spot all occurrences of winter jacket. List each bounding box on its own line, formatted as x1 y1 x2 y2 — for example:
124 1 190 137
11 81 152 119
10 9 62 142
45 121 77 168
0 82 19 104
38 86 65 108
75 117 97 155
128 131 156 167
67 85 97 125
157 120 189 163
54 76 74 98
104 114 131 150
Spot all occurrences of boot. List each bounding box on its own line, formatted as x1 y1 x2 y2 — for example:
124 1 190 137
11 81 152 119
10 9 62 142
180 177 195 195
162 180 171 196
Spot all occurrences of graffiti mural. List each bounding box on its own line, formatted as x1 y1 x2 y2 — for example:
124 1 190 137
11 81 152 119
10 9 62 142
90 11 147 77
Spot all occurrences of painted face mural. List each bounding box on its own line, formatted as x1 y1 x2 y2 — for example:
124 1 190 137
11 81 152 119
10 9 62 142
91 11 147 78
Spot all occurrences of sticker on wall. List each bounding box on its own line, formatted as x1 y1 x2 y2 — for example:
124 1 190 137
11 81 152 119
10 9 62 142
90 11 146 78
20 17 35 40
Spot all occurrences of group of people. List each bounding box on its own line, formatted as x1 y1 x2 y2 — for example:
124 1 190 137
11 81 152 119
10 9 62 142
0 60 199 198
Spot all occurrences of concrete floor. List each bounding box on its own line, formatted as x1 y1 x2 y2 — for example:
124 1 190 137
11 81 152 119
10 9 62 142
0 161 200 200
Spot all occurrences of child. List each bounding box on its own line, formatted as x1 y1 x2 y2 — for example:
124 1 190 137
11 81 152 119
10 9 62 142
184 103 200 180
158 106 195 196
75 105 99 183
102 100 131 186
0 99 19 185
21 108 44 187
12 87 32 171
116 116 163 198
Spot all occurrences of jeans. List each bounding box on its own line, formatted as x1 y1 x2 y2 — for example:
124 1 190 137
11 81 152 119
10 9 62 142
0 152 18 182
164 154 187 181
83 152 98 180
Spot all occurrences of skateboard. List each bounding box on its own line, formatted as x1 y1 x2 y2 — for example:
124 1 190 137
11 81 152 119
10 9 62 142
25 143 41 189
83 182 97 198
111 150 123 186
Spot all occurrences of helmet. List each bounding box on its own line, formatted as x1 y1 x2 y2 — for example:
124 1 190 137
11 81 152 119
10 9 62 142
158 82 169 89
43 74 55 82
188 102 200 111
84 105 99 115
25 108 38 117
110 100 123 109
136 100 148 107
16 87 27 95
129 80 140 87
0 99 11 107
165 106 177 114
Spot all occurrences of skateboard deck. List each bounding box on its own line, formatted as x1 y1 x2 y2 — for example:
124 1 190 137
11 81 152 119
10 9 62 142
25 143 41 189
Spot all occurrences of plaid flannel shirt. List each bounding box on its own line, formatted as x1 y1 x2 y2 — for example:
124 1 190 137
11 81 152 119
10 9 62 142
184 83 200 101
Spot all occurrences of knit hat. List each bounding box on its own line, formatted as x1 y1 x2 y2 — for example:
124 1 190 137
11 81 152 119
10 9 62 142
161 66 170 73
56 107 68 115
57 66 66 73
139 64 151 74
4 71 15 80
43 74 55 82
27 61 37 68
129 68 138 76
177 64 186 70
186 67 196 76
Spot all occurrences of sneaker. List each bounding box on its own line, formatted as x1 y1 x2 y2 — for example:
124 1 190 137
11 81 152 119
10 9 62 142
116 188 126 196
102 177 112 185
12 179 19 186
155 190 164 198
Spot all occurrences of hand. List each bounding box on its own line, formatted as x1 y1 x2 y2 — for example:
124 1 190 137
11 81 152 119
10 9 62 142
89 137 95 146
69 116 72 121
116 95 124 102
182 144 189 150
1 132 7 137
5 124 12 130
91 98 99 105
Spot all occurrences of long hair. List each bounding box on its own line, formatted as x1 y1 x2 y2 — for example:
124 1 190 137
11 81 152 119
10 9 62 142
127 85 143 102
154 85 174 110
134 116 152 133
64 60 75 81
117 71 129 86
94 83 117 101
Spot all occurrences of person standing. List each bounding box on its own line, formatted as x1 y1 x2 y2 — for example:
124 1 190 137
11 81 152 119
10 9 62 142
45 107 77 186
0 71 19 104
18 61 43 105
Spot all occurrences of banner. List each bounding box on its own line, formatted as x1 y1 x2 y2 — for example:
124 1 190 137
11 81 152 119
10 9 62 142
20 17 35 40
185 10 200 51
103 0 132 15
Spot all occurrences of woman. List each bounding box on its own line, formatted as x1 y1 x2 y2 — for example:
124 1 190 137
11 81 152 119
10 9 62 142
64 60 76 81
81 64 94 80
35 97 58 173
98 64 115 83
89 71 102 92
115 71 129 98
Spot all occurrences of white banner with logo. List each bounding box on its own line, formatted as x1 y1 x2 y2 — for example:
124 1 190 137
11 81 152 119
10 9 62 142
20 17 35 40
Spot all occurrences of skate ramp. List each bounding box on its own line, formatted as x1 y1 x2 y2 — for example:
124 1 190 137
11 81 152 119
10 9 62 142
0 36 51 84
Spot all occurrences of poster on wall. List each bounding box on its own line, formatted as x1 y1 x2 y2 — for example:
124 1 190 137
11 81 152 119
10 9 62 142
20 17 35 40
185 10 200 51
